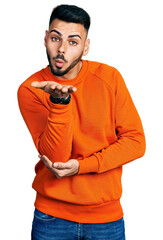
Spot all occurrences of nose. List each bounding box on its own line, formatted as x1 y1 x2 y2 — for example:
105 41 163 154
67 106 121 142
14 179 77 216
58 40 67 54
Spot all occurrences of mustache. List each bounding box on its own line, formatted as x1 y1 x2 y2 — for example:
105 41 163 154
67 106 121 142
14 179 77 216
53 54 68 62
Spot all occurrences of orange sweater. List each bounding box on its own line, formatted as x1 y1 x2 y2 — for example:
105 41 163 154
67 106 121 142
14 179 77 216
18 60 145 223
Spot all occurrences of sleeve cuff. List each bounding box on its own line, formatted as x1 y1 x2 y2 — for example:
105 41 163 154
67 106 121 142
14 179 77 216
47 97 73 123
77 155 99 175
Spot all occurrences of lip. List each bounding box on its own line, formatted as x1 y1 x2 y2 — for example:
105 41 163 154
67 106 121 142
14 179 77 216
55 59 65 68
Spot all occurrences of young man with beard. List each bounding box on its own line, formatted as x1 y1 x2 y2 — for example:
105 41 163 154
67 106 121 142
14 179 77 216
18 4 145 240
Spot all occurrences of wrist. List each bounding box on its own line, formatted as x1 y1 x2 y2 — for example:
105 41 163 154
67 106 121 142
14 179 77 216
50 95 71 105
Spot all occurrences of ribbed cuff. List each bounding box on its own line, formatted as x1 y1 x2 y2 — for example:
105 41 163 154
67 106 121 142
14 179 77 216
77 155 99 175
48 97 73 123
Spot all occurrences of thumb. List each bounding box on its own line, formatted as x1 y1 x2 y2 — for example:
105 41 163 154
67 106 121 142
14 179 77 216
31 81 47 89
53 162 71 169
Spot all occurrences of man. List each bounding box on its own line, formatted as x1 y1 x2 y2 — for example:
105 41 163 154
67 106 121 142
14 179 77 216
18 4 145 240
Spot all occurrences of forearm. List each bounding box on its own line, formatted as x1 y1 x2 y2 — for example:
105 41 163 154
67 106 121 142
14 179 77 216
18 85 73 164
78 130 146 174
37 101 73 163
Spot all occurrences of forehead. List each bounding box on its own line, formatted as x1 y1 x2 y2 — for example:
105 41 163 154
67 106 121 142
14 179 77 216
49 19 87 37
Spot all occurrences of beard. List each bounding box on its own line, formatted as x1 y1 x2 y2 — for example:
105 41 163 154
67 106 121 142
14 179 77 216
46 50 83 77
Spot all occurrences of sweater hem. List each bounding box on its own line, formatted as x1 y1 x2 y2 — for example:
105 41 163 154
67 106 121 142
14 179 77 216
34 192 123 224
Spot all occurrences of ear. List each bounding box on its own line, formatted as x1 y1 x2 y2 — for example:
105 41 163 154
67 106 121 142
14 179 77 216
83 39 90 56
44 30 49 47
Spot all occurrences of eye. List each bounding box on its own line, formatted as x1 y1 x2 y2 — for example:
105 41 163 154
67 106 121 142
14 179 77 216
69 41 78 46
51 37 60 42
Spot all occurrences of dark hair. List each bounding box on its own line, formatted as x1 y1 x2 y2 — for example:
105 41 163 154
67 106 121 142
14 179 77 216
49 4 91 33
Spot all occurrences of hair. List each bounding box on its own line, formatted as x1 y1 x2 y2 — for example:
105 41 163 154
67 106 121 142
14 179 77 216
49 4 91 33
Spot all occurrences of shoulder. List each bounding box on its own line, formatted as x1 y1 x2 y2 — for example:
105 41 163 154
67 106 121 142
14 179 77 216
17 68 46 99
17 67 50 111
86 60 123 92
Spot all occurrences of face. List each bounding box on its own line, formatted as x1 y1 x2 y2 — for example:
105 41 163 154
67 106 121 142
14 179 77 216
44 19 90 79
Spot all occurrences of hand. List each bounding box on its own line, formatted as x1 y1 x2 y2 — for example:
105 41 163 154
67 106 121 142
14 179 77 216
39 155 79 178
31 81 77 99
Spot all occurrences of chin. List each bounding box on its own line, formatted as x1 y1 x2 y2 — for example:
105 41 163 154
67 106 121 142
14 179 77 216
50 66 66 76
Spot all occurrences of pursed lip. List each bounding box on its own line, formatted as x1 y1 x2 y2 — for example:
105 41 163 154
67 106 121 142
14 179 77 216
55 58 65 63
55 59 65 68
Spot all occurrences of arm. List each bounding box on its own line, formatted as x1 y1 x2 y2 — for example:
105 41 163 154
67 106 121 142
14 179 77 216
77 70 146 174
18 80 76 164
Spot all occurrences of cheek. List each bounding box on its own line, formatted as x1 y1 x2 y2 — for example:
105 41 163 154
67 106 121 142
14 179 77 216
67 46 83 59
46 41 58 54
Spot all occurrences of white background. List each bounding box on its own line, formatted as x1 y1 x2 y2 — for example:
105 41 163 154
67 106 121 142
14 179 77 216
0 0 163 239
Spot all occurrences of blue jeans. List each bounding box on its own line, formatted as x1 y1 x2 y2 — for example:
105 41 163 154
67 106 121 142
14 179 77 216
31 208 125 240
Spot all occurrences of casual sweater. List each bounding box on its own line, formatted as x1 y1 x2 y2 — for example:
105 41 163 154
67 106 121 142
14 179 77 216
18 59 145 223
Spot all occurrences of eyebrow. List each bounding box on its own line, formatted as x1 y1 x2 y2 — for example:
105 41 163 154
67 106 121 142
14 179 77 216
68 34 81 39
50 29 61 36
50 29 82 39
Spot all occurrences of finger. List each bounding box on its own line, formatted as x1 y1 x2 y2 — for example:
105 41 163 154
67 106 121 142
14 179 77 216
55 84 63 91
53 167 77 178
31 81 47 89
51 84 59 90
67 87 77 95
61 86 77 93
67 86 77 93
53 162 71 169
71 86 77 92
39 155 53 168
60 86 69 93
52 168 72 178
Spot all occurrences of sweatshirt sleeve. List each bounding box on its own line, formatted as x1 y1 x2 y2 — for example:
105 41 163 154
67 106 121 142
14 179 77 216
17 83 73 164
78 70 146 174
